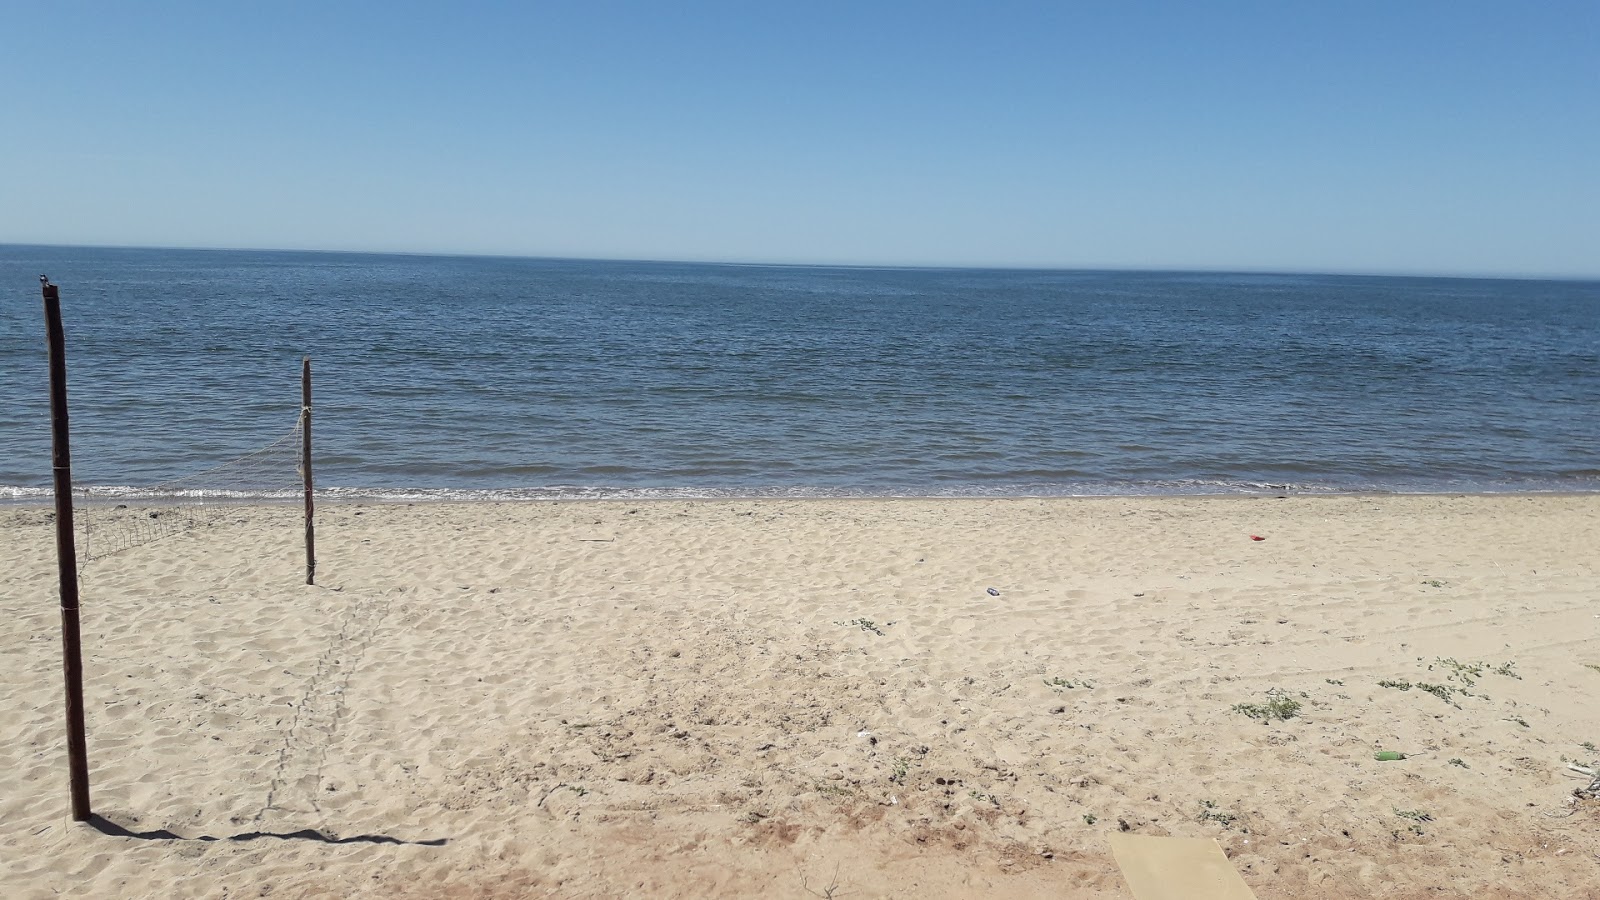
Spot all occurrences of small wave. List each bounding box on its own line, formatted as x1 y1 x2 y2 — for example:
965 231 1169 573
75 485 302 500
6 473 1600 507
270 478 1540 502
0 484 302 504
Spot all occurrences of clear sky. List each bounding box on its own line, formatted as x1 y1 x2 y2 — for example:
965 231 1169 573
2 1 1596 277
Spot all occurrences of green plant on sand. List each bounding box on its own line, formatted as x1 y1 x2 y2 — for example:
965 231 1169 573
1233 688 1302 722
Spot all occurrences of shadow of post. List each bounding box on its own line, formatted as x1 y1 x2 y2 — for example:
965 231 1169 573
88 814 447 846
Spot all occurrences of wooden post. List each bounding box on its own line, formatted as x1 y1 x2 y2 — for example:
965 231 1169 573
41 275 91 822
302 356 315 585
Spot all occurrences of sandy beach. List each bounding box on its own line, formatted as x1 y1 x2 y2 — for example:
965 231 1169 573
2 494 1598 898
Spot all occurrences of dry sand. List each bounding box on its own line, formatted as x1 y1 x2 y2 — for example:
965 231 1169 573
2 494 1599 898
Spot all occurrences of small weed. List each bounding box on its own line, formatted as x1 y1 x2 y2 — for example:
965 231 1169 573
1416 682 1462 704
1505 716 1529 728
538 782 591 807
969 789 998 805
743 810 767 824
1232 688 1302 722
1394 808 1432 834
1582 742 1597 753
1431 657 1483 686
1423 657 1521 689
889 757 910 784
801 862 845 900
1325 678 1344 686
1045 676 1094 691
1422 579 1444 588
1198 800 1237 828
836 618 887 636
1584 664 1600 675
1378 679 1413 691
1082 813 1097 825
1448 758 1469 768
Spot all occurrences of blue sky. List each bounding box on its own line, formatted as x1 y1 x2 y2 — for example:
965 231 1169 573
2 2 1596 276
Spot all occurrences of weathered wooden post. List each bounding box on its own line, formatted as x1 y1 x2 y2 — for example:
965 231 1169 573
302 356 316 585
41 275 91 822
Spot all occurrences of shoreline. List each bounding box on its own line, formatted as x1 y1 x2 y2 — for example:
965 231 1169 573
5 484 1600 508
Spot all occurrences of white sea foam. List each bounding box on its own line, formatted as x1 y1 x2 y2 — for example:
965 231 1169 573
7 476 1598 506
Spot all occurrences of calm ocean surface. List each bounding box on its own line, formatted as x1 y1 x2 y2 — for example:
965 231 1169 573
2 245 1598 500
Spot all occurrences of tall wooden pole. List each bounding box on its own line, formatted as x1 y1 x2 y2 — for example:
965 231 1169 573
302 356 316 585
41 275 91 822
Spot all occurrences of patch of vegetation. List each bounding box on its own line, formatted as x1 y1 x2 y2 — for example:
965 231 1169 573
1198 800 1237 828
1430 657 1483 685
1233 688 1302 722
1381 676 1467 706
835 618 889 636
1416 682 1463 704
1394 808 1432 835
1584 663 1600 675
1505 716 1529 728
889 757 911 784
1325 678 1344 686
1422 579 1445 588
1582 741 1597 753
1423 657 1520 691
1044 676 1094 691
969 789 997 805
1448 758 1469 768
1082 813 1097 825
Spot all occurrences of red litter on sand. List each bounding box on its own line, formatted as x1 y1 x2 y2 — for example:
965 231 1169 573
1250 535 1265 541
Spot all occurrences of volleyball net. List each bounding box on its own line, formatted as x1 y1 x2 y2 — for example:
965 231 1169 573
74 414 310 570
37 274 319 586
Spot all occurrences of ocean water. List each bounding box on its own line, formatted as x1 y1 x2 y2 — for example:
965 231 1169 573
2 245 1598 500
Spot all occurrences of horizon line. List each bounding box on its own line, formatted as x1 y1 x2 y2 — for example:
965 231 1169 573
4 240 1598 284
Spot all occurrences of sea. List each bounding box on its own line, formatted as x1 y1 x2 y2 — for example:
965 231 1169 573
2 245 1597 501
